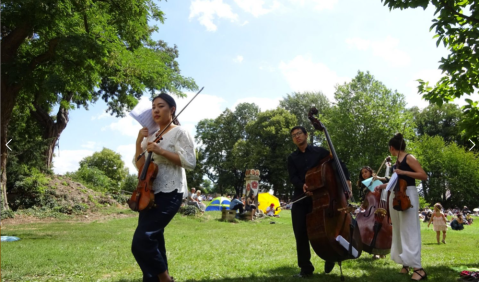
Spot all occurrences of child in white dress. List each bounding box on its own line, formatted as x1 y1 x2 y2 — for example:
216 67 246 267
428 203 448 244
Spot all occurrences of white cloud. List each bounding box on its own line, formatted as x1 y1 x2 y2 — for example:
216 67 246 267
233 55 244 63
103 115 141 137
189 0 239 31
91 112 111 120
278 55 349 101
406 69 479 109
346 36 411 67
116 144 137 175
234 0 280 17
405 69 442 108
81 141 97 149
52 149 94 175
288 0 338 11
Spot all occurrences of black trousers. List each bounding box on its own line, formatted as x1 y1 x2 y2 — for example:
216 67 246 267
231 204 244 214
131 190 183 282
292 197 315 274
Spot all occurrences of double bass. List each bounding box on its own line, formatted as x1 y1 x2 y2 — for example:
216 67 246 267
356 157 393 256
305 107 362 281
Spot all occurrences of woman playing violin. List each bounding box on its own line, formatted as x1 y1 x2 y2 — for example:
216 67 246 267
375 133 427 281
356 166 390 259
357 166 389 210
132 93 196 282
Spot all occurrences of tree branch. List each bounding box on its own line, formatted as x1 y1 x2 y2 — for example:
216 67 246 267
28 38 60 71
1 22 34 64
441 1 479 25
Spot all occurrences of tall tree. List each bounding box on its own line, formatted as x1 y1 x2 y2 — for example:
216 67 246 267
195 103 260 196
410 103 465 146
327 71 411 196
1 0 197 209
232 108 298 197
280 91 330 146
382 0 479 139
185 148 206 190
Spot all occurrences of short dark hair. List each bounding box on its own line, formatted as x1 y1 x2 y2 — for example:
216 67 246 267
290 126 307 135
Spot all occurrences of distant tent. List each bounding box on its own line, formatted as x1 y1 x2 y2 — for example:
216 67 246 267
205 197 231 211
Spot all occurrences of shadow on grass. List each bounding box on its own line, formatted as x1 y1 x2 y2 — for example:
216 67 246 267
115 263 479 282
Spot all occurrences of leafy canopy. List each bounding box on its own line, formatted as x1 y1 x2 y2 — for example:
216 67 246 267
381 0 479 138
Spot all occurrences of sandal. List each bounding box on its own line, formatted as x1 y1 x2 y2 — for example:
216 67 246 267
400 266 410 274
411 268 427 281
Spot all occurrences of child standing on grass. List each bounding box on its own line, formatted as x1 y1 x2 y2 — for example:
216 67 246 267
428 203 448 244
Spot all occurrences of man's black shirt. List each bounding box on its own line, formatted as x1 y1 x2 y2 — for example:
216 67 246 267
287 144 350 198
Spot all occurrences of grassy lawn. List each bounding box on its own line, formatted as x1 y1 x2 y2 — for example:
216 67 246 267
1 210 478 282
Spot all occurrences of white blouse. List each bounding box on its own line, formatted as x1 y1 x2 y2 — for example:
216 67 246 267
133 126 196 196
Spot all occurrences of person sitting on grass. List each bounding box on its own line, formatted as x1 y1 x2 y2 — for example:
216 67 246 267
196 190 206 211
187 187 201 210
245 194 256 212
266 203 280 217
230 195 244 214
450 213 465 230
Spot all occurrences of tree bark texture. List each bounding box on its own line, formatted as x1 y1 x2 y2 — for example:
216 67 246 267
32 92 73 169
1 83 21 211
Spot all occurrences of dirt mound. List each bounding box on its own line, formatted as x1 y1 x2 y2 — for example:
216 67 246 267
7 175 128 213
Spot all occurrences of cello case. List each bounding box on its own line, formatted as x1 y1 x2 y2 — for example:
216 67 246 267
305 107 363 278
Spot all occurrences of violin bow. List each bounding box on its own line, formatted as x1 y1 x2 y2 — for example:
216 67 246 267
136 87 204 161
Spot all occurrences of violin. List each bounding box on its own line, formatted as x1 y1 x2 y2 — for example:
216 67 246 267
128 151 158 211
356 156 392 256
392 178 412 211
305 107 362 280
391 139 413 211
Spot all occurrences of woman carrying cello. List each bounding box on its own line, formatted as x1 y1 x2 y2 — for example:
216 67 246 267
375 133 428 281
132 93 196 282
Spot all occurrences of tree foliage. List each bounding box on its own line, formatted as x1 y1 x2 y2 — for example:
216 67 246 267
410 103 465 146
279 91 330 146
79 148 128 186
382 0 479 138
195 103 260 196
232 108 298 197
327 71 411 197
1 0 197 209
410 135 479 208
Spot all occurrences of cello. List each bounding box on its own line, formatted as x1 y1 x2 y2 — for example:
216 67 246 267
305 107 363 281
356 157 393 256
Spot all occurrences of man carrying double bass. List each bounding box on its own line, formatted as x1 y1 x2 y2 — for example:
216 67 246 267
287 126 352 278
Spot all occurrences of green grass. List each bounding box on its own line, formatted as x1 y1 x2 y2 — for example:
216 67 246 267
1 211 478 282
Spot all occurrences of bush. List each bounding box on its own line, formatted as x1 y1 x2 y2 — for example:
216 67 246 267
1 209 15 220
67 166 115 192
13 167 50 194
179 205 199 216
120 174 138 192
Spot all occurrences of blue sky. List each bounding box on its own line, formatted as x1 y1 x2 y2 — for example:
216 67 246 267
51 0 478 175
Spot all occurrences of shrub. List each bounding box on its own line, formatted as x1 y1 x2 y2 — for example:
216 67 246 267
13 167 50 194
67 166 114 192
179 205 199 216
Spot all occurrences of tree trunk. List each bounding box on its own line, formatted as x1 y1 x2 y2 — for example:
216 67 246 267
1 83 22 211
32 92 73 169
